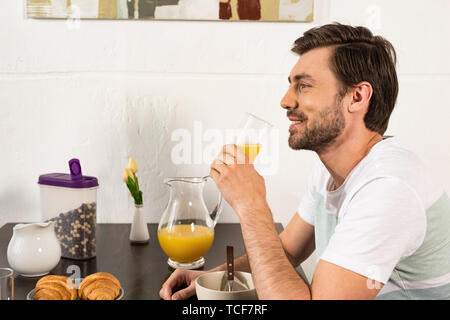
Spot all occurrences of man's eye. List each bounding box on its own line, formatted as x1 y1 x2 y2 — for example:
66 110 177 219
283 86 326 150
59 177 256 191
297 83 309 92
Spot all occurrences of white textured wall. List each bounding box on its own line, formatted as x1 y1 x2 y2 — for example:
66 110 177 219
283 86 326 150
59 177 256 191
1 0 449 282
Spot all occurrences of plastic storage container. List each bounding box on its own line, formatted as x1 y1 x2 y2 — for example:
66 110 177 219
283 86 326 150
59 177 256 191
38 159 99 260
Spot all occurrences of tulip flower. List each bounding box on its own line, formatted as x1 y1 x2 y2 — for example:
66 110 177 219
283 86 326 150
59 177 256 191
128 158 139 173
123 158 143 205
122 167 135 183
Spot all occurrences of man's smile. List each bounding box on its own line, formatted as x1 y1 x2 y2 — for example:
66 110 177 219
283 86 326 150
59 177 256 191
289 120 305 132
288 115 307 132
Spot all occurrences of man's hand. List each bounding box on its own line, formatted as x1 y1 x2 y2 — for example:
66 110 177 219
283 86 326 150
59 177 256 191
159 269 207 300
209 144 269 219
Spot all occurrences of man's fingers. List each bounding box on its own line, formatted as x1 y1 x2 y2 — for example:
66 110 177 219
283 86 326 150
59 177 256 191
217 151 236 166
159 287 172 300
210 159 229 175
159 283 172 300
159 269 184 300
172 282 196 300
222 144 249 165
209 165 220 181
160 274 178 299
234 144 250 164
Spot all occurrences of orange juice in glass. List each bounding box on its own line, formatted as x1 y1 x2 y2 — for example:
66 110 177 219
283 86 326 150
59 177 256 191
236 113 273 163
237 143 262 162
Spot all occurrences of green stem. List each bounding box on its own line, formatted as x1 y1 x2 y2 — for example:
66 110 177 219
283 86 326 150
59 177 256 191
127 175 143 205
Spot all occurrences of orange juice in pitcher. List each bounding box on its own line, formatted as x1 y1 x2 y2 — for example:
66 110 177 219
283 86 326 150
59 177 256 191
157 224 214 263
158 177 223 269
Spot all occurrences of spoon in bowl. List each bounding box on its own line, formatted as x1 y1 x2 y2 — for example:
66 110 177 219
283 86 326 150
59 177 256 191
227 246 234 292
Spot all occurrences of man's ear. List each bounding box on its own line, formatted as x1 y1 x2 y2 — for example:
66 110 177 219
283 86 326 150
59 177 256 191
348 81 373 113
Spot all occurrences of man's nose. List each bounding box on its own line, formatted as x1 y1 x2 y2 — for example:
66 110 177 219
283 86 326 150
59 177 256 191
280 87 298 110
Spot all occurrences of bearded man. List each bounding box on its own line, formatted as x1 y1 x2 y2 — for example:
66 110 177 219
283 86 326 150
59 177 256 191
160 23 450 300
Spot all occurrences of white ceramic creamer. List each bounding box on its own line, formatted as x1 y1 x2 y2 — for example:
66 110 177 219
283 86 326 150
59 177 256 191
7 222 61 277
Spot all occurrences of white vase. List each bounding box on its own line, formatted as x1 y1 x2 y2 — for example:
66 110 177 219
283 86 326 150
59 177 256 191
129 205 149 244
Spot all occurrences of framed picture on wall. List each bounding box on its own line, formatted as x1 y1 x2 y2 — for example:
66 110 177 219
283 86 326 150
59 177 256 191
25 0 314 22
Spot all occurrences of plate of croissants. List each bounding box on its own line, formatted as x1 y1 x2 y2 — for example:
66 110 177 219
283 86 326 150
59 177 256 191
27 272 123 300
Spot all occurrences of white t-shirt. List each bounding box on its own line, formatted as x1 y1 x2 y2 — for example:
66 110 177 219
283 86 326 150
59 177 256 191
298 137 450 299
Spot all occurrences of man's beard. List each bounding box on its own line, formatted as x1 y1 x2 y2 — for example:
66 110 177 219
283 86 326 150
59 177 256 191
288 97 346 153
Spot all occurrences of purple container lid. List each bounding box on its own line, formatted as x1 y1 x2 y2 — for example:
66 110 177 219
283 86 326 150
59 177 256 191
38 158 99 189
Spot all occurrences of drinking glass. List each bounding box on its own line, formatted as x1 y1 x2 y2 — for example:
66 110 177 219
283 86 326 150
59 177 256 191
235 113 274 163
0 268 14 300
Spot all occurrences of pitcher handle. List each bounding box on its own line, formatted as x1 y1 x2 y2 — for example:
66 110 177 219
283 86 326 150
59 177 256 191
204 175 224 227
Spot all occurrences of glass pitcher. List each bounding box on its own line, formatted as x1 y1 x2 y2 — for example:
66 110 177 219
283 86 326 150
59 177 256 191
158 176 223 269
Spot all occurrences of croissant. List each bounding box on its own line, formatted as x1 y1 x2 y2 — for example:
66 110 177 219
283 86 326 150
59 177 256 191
78 272 121 300
34 275 77 300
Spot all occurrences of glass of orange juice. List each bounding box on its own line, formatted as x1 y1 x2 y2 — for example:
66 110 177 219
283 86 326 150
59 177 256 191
236 113 274 163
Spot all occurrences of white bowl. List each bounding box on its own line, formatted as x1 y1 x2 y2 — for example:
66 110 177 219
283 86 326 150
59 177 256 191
195 271 257 300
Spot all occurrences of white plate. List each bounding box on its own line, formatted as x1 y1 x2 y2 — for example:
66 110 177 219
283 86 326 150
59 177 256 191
27 277 124 300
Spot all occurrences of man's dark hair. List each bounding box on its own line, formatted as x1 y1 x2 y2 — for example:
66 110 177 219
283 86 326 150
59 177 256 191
291 23 398 135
